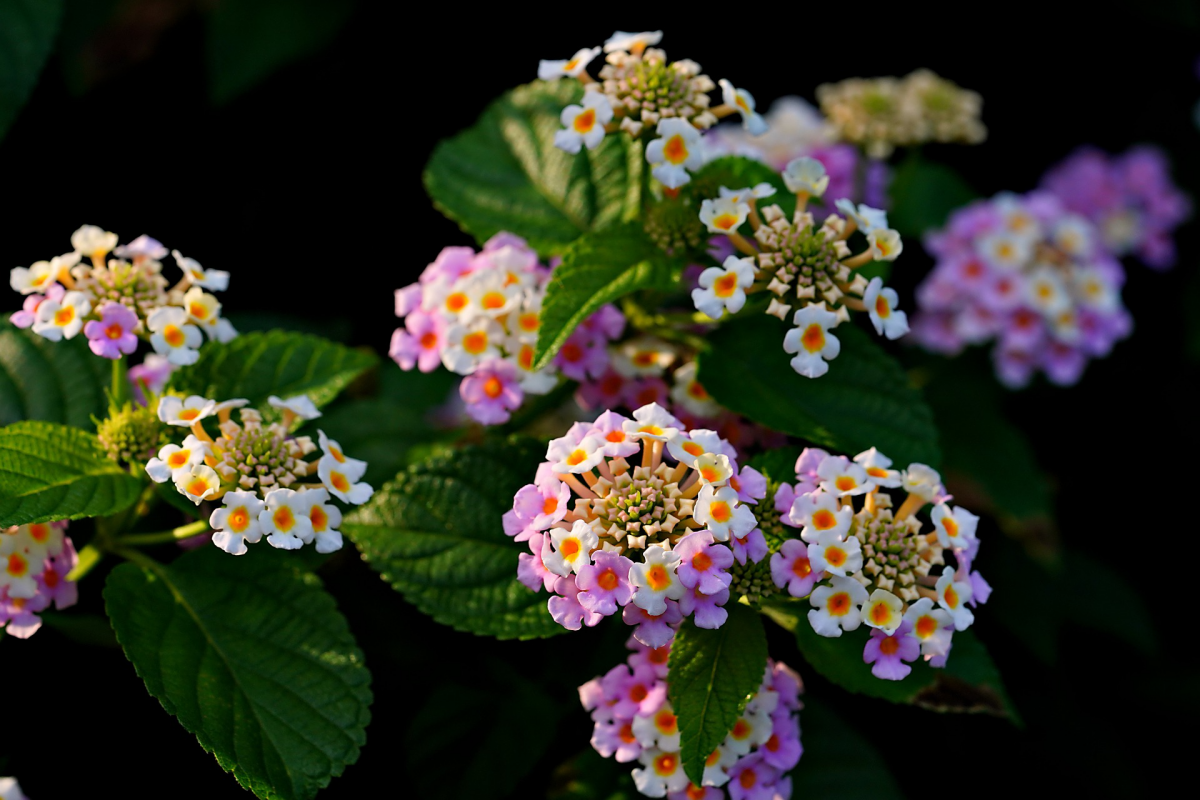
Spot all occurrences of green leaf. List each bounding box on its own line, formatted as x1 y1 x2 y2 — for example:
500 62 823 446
205 0 356 104
766 599 1018 721
791 696 903 799
405 666 562 800
0 326 109 429
0 0 63 140
925 361 1054 534
168 330 377 412
316 397 451 489
887 152 978 239
342 436 565 639
424 80 643 254
668 603 769 785
0 420 141 527
746 446 803 484
533 223 675 369
697 317 941 466
104 547 372 800
689 156 788 202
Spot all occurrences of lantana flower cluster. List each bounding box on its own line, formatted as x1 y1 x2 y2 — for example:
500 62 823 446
505 402 769 643
816 69 986 159
706 96 890 209
540 31 767 190
768 447 990 680
145 393 372 555
575 336 784 456
0 521 78 639
1039 145 1191 270
580 640 803 799
910 191 1131 387
390 232 625 425
9 225 236 364
693 159 908 378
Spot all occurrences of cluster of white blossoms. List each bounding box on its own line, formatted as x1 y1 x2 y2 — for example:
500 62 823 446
145 393 372 555
693 158 909 378
9 225 235 364
769 448 991 680
539 31 767 190
817 69 986 158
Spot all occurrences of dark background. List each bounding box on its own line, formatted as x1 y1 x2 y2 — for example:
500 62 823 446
3 2 1199 797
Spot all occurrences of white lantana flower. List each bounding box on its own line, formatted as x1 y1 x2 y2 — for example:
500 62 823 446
172 249 230 291
259 488 315 550
210 491 266 556
538 46 601 80
10 260 59 294
698 196 750 235
808 575 868 637
268 394 322 421
645 118 704 189
863 277 910 339
303 487 345 554
147 306 203 365
718 79 768 135
691 255 755 319
145 435 211 483
544 519 599 576
604 30 662 53
157 395 216 427
173 464 222 505
629 544 684 615
32 290 90 340
867 228 903 261
862 588 905 634
835 199 889 232
71 224 119 260
782 156 829 196
182 286 221 326
554 92 613 154
783 304 841 378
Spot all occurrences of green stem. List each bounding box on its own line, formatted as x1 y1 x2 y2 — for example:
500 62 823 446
111 355 128 407
114 519 210 546
112 545 164 575
65 542 105 582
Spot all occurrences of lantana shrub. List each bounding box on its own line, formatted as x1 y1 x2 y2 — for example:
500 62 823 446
2 26 1189 800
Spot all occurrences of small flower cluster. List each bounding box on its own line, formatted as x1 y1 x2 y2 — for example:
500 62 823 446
0 522 78 639
9 225 236 364
911 191 1131 387
145 393 373 555
390 232 625 425
576 337 785 456
694 159 908 378
540 31 766 190
769 448 990 680
1039 146 1191 270
580 640 803 799
505 403 768 643
816 69 986 159
705 96 890 208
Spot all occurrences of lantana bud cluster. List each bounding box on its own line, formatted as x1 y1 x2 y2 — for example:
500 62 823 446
505 402 769 644
575 336 785 456
9 225 236 365
816 69 986 159
910 191 1131 388
540 31 767 191
705 96 891 209
769 447 991 681
390 232 625 425
579 639 803 799
693 159 908 378
1039 145 1191 270
145 393 373 556
0 521 78 639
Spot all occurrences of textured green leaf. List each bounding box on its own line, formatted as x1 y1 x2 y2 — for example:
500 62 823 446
533 223 674 369
405 667 561 800
887 152 978 239
746 447 804 485
926 362 1054 533
206 0 356 104
0 420 141 527
0 326 109 429
690 156 788 205
342 436 565 639
168 330 377 411
697 317 940 466
668 603 769 785
0 0 63 140
424 80 643 255
104 547 372 800
791 696 903 799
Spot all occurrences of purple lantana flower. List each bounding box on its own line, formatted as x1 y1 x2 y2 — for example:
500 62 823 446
863 620 920 680
459 358 523 424
83 301 139 359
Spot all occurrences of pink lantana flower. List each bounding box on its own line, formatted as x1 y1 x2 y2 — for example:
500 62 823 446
863 620 920 680
389 310 445 372
770 539 823 597
623 599 683 649
548 575 603 631
459 359 523 424
673 531 734 594
83 301 140 359
577 550 635 615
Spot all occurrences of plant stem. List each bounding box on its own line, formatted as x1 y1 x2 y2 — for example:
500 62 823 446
111 355 128 406
65 542 105 582
114 519 210 546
